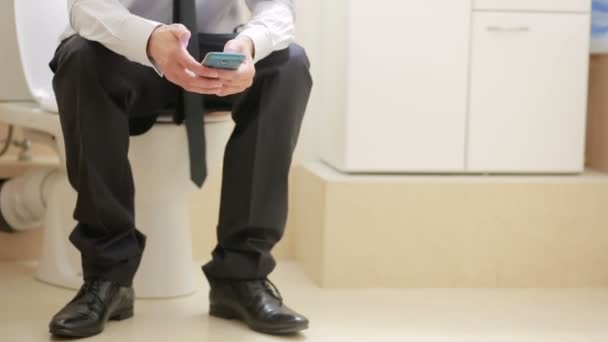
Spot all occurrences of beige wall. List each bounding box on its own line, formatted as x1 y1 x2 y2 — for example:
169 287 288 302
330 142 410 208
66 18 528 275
0 230 43 261
587 55 608 171
292 0 323 162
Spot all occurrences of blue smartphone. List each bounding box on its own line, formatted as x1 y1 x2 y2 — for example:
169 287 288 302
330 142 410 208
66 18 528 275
202 52 246 70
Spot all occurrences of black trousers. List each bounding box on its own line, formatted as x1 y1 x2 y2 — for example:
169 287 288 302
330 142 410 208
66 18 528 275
49 34 312 286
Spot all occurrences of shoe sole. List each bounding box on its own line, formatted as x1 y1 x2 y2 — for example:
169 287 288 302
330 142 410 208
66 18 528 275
209 305 309 335
49 307 134 338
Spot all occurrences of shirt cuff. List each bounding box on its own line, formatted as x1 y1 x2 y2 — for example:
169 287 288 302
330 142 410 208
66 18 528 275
238 26 273 64
149 56 164 77
121 16 163 74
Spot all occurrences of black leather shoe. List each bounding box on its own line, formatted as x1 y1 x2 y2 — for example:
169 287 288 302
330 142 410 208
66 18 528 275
49 279 134 338
208 278 309 334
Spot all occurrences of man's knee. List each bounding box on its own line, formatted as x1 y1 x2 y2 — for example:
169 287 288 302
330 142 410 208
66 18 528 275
252 44 313 90
287 44 310 69
284 44 312 82
264 44 312 93
52 36 111 86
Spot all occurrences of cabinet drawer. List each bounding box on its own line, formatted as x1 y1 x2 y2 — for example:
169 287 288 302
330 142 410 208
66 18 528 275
473 0 590 12
467 12 590 172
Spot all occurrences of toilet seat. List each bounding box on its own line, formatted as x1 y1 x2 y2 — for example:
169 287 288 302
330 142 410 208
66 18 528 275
13 0 67 111
34 92 60 114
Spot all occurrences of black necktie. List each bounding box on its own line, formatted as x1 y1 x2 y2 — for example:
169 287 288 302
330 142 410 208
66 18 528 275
174 0 207 187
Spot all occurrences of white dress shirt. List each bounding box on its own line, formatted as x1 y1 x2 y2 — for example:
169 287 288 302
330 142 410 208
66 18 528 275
64 0 295 68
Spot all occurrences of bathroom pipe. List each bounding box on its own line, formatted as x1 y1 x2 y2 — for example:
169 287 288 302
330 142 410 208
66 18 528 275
0 167 58 233
0 125 15 157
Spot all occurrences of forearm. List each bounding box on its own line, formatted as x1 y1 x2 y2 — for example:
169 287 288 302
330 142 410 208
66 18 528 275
68 0 160 68
239 0 296 63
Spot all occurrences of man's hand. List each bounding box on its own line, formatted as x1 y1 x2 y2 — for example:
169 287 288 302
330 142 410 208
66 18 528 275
215 37 256 97
147 24 222 95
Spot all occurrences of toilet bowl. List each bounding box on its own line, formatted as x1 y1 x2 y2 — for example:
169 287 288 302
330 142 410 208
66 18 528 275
0 0 233 298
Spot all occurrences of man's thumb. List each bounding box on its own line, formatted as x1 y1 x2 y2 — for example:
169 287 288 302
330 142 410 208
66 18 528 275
224 40 244 53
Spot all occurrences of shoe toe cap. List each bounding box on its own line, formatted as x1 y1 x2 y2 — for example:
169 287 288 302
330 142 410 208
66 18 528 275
269 308 309 327
50 311 97 331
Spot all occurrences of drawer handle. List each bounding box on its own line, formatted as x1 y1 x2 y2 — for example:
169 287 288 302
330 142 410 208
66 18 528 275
486 26 530 32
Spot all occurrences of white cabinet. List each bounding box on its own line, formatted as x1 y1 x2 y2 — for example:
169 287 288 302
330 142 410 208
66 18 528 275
321 0 591 174
467 12 590 172
320 0 472 172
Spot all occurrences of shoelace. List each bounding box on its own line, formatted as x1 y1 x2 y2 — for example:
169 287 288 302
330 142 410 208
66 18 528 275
84 279 101 292
74 280 106 309
262 279 283 306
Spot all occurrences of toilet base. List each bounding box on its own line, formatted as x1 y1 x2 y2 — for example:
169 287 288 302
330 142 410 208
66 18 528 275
34 165 199 298
35 171 81 290
34 121 234 298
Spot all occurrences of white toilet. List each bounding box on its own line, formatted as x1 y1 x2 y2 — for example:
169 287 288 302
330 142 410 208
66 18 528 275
0 0 232 298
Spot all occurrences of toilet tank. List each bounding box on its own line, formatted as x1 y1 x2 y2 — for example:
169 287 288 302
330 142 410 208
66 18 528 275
0 0 69 110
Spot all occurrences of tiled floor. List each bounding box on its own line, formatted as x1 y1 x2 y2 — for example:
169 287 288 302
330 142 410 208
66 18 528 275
2 261 608 341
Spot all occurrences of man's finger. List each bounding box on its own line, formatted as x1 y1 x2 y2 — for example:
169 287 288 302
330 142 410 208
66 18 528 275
167 66 222 92
224 40 245 54
186 77 223 90
178 52 219 78
216 62 255 81
182 69 223 88
190 86 222 95
217 86 246 97
181 79 222 95
215 69 241 81
220 79 252 88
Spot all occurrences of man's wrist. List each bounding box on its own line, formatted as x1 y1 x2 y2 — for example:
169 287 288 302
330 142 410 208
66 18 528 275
147 24 164 61
146 24 165 76
237 35 255 59
237 27 272 63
